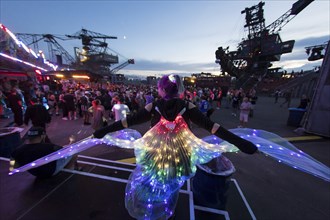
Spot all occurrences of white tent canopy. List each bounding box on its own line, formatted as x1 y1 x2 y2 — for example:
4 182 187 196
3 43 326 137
304 41 330 137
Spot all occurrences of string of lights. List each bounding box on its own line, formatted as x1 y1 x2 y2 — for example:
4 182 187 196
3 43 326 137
0 23 58 71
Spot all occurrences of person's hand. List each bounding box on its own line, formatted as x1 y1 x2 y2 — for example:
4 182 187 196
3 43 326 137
93 128 107 139
93 120 125 139
215 126 258 154
235 138 258 154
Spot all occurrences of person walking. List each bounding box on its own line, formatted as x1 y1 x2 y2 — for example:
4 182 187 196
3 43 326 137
216 88 223 109
63 90 77 120
7 89 23 126
89 99 106 130
231 92 240 117
280 90 292 108
274 89 280 104
80 91 91 125
239 97 252 128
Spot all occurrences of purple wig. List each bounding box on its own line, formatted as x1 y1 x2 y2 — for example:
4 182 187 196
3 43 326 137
158 74 184 100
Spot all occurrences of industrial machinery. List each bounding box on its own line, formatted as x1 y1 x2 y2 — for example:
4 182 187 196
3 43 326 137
215 0 314 89
66 28 119 74
14 33 76 68
6 28 134 76
110 59 135 74
305 42 328 61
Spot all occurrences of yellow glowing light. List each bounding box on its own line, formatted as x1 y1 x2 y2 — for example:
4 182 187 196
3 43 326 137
72 75 90 79
81 56 88 62
55 74 64 78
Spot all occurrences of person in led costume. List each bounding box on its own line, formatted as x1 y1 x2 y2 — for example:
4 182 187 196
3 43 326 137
93 74 258 220
9 75 330 220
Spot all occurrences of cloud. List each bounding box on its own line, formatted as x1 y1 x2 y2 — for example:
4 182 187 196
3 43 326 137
293 35 329 48
272 35 328 71
121 59 217 73
121 34 328 77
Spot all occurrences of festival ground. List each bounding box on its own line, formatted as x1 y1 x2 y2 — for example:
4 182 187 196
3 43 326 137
0 96 329 220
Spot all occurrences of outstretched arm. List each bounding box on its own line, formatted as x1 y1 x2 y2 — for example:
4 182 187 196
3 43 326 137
93 103 153 138
212 124 257 154
187 102 257 154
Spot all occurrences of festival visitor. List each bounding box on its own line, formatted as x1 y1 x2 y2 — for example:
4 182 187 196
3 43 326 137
8 76 330 220
0 90 8 118
7 88 23 126
111 96 130 121
239 97 252 128
280 89 292 108
274 89 280 104
24 97 51 130
63 90 77 120
199 95 211 117
297 94 310 109
10 126 73 178
80 91 91 125
89 99 106 130
93 74 258 220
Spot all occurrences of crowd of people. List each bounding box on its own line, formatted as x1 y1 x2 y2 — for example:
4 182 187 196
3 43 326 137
3 74 321 220
0 76 261 132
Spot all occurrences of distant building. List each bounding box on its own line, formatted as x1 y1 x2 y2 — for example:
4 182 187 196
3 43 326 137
146 76 157 85
109 74 125 84
183 72 232 90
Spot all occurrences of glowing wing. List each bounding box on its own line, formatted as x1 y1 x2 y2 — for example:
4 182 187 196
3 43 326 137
9 129 142 175
230 128 330 182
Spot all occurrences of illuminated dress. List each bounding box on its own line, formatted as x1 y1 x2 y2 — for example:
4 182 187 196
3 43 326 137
123 107 238 219
9 100 330 220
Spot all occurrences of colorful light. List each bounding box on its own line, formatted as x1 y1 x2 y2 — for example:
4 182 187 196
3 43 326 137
0 23 58 70
72 75 90 79
0 53 48 71
8 121 330 220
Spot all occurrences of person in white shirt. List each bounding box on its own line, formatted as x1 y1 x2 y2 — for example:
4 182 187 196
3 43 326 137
239 97 252 128
111 96 130 121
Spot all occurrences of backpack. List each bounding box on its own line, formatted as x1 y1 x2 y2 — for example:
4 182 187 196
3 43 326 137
200 100 209 112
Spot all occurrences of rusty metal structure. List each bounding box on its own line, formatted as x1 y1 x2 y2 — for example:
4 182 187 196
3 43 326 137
215 0 314 89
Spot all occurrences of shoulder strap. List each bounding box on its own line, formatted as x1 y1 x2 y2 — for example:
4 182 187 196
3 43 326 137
155 105 186 117
178 107 186 116
155 106 162 116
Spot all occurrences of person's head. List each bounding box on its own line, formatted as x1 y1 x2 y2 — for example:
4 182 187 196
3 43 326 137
30 97 39 105
92 99 100 107
11 89 17 95
243 97 249 102
113 96 120 104
26 127 47 144
157 74 184 100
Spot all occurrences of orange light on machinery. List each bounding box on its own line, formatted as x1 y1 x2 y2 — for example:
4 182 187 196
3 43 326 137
72 75 90 79
55 74 64 78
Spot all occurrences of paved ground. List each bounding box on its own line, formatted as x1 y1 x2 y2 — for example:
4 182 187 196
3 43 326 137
0 96 329 220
